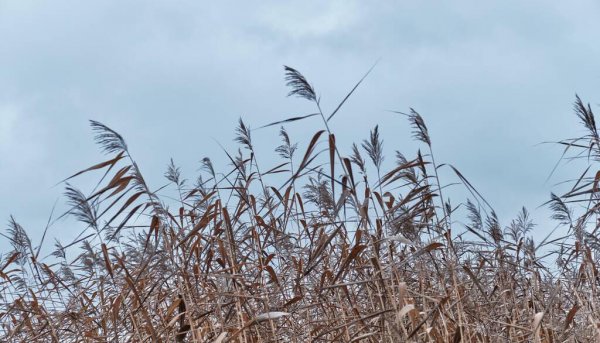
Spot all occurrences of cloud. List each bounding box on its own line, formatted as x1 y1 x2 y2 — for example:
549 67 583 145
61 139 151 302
256 1 360 39
0 105 19 151
1 1 600 254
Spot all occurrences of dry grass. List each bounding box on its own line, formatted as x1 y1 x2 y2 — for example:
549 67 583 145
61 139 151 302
1 67 600 342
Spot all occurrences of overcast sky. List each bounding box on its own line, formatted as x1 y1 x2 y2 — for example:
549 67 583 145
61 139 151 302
2 1 600 253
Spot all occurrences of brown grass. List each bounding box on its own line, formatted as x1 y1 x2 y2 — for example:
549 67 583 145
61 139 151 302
1 67 600 342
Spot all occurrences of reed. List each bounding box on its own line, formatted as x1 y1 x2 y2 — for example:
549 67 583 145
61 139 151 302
1 67 599 342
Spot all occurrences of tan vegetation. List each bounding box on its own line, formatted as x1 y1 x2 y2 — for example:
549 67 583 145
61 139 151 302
1 67 599 342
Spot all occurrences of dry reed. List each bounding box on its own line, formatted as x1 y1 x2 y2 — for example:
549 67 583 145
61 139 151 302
1 67 599 342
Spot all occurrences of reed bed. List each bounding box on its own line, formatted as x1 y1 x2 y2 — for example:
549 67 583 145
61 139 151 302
1 67 600 342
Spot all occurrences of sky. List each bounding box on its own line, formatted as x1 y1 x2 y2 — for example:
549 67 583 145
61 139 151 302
1 1 600 254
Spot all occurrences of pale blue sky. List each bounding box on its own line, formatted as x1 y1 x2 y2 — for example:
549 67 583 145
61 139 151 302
1 1 600 253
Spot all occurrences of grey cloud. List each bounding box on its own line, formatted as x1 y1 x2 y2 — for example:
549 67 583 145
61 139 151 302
1 1 599 253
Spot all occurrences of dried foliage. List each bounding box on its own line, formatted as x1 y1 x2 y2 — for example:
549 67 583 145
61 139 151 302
2 70 600 342
362 125 384 171
284 66 317 102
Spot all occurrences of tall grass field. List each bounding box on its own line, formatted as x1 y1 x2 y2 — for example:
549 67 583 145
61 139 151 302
1 66 599 342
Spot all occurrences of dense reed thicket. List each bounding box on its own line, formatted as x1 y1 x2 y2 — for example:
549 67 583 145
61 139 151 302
1 67 600 342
